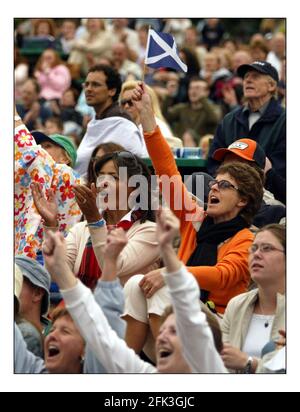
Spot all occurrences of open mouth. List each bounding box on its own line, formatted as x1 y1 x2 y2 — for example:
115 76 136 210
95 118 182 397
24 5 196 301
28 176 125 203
47 345 60 358
158 349 172 359
209 196 220 205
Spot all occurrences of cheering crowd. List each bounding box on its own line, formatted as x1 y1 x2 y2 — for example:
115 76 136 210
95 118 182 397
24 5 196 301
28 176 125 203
14 18 286 374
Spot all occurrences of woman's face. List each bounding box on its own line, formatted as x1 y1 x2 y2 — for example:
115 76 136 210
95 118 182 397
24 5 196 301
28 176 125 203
44 315 85 373
206 173 246 224
61 90 75 107
86 19 102 33
37 22 51 36
42 50 56 66
156 314 191 373
249 230 285 287
120 90 140 124
40 140 69 165
96 159 133 212
182 131 197 147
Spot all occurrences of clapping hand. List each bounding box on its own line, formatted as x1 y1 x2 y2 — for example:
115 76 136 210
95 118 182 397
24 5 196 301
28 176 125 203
31 182 58 227
73 183 102 223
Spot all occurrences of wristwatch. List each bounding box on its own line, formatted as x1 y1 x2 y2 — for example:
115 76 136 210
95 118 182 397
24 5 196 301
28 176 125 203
244 356 253 374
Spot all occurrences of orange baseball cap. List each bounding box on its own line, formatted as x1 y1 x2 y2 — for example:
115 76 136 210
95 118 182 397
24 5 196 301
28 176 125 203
213 138 266 169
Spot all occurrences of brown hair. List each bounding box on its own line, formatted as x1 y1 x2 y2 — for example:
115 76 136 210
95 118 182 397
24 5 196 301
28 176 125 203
35 48 64 71
33 19 57 37
87 142 125 186
51 307 72 323
161 304 223 354
216 161 263 225
255 223 286 253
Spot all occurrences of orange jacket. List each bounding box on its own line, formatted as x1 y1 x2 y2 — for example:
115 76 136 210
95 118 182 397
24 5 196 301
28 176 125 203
144 126 253 313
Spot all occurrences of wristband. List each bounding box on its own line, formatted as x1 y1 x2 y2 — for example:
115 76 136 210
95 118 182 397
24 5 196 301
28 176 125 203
87 218 106 228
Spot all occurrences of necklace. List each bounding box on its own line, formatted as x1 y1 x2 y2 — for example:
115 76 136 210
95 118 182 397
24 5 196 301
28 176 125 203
258 300 274 328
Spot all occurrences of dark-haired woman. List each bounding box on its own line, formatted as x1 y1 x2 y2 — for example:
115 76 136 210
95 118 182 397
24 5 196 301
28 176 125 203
32 150 160 289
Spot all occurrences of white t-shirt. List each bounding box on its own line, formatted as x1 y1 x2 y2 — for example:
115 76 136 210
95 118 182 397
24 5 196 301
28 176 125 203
242 314 275 358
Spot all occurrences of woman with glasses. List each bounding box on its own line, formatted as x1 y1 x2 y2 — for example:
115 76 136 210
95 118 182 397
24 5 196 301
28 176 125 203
221 224 285 373
122 83 263 360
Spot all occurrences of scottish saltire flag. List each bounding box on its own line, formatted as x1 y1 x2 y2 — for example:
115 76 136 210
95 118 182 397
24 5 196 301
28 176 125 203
145 29 187 72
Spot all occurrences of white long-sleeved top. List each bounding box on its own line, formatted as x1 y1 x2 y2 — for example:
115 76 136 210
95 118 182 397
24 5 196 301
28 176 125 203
75 116 148 179
62 265 227 373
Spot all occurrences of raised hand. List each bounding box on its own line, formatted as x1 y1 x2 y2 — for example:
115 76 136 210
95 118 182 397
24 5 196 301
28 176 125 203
156 208 180 249
31 182 58 227
155 207 181 275
131 82 156 132
43 230 76 289
104 228 128 261
101 228 128 282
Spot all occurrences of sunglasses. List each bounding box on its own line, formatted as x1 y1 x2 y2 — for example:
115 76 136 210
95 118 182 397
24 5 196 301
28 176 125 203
208 179 239 191
120 98 134 107
113 150 138 162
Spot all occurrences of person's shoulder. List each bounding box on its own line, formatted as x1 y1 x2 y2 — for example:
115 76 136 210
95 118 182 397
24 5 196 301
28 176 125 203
130 219 157 232
223 105 242 120
227 289 257 308
230 227 254 243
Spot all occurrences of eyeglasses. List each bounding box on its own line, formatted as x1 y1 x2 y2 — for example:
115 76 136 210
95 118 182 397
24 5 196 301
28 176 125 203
82 81 105 89
248 243 285 254
120 98 134 107
208 179 239 191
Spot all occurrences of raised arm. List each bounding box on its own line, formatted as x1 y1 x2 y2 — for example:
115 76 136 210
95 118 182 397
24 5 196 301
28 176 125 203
156 209 227 373
43 231 156 373
131 83 204 226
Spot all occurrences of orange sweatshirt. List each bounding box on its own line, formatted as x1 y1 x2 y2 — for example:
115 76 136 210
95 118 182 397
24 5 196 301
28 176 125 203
144 126 253 313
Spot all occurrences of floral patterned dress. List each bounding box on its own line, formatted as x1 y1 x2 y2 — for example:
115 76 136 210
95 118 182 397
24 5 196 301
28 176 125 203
15 123 82 260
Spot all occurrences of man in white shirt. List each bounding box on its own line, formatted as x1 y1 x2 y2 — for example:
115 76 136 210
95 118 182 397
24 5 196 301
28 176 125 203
75 64 147 180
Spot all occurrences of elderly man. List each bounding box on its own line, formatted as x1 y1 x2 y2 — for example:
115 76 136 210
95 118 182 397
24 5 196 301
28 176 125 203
75 64 147 179
207 61 286 204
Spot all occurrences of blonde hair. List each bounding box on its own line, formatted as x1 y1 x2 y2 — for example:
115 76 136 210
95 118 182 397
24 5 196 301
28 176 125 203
120 80 168 123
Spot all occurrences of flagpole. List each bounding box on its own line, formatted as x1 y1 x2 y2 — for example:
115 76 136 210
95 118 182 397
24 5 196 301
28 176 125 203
142 25 151 84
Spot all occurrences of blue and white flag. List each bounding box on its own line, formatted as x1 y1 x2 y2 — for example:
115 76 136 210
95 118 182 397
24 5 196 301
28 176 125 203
145 28 187 73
